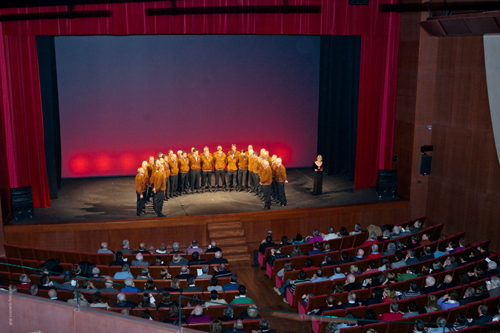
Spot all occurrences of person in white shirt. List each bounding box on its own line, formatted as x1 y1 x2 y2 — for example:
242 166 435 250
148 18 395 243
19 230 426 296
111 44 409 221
205 290 228 308
322 227 339 241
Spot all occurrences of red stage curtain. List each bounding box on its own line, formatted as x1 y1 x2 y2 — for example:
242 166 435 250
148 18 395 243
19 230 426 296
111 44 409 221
0 0 400 209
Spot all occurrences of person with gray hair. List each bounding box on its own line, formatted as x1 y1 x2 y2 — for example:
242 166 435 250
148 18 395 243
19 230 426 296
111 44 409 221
367 244 382 260
198 265 213 279
113 292 137 309
240 303 262 320
488 276 500 297
214 263 232 278
382 242 397 256
350 223 363 235
209 251 228 265
17 274 32 290
97 242 114 254
121 239 134 254
459 287 477 305
485 261 499 278
113 263 134 279
421 276 439 294
170 242 183 254
131 253 150 266
187 304 211 324
363 232 378 246
121 277 140 293
390 226 402 239
101 279 119 293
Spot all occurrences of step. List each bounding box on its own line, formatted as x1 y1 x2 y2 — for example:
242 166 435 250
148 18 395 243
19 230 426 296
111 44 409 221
224 254 251 261
209 229 245 238
213 237 247 247
208 222 243 231
223 246 249 255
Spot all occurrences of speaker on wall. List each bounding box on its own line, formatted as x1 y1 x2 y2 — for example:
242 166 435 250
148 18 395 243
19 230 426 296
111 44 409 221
420 154 432 175
10 186 34 221
377 169 397 198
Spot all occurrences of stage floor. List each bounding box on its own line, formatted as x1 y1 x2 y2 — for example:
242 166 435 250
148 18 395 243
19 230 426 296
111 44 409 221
30 168 399 223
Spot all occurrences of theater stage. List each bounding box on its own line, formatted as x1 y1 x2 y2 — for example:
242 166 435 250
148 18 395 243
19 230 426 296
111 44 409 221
25 168 399 224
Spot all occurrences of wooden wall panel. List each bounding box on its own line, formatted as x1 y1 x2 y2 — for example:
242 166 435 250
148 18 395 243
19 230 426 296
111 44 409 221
4 201 409 253
419 36 500 251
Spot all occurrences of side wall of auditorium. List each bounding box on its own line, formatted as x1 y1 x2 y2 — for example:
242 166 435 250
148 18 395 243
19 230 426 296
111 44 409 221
395 7 500 250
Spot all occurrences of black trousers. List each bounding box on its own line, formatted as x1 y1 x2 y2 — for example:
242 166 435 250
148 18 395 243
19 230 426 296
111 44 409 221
187 170 192 190
272 178 277 198
237 169 247 189
180 173 189 192
262 185 272 209
169 175 178 196
227 171 237 189
277 182 287 205
201 171 212 188
136 191 146 215
146 185 153 201
247 170 253 189
215 169 226 188
164 177 170 198
252 173 260 192
155 190 165 215
190 169 201 190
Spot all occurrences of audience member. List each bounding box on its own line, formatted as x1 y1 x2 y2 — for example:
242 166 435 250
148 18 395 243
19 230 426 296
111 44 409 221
205 290 228 308
97 242 114 254
230 285 255 305
209 251 228 265
187 305 211 324
120 240 134 255
437 290 460 310
223 274 241 291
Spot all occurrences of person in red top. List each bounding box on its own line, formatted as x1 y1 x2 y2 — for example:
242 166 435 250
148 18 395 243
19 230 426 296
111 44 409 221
362 232 379 246
17 274 32 290
378 302 403 321
366 244 382 260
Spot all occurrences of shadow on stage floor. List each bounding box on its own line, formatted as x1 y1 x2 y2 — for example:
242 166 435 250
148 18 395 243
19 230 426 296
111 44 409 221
29 168 399 223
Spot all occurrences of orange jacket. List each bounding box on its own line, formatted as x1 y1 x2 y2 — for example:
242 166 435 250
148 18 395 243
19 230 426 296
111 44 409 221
168 159 179 176
188 154 201 171
135 173 146 193
238 154 248 169
153 171 166 191
178 157 190 173
201 154 214 172
275 164 287 182
259 166 272 185
226 154 238 171
213 152 227 170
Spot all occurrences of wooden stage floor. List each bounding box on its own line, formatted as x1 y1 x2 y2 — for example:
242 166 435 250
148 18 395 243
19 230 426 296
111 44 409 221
26 169 399 224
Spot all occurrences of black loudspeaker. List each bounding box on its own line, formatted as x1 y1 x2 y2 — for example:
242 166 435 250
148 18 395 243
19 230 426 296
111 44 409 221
10 186 34 220
377 169 397 198
420 154 432 175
